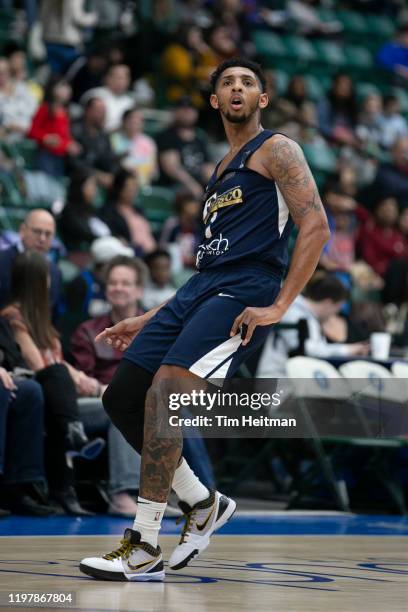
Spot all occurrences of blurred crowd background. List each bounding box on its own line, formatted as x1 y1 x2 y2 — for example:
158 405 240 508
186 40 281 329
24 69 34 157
1 0 408 518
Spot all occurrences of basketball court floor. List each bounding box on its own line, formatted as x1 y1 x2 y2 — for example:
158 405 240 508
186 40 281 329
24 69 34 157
1 512 407 612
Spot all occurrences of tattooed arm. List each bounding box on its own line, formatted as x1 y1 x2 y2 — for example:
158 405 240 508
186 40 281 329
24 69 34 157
264 134 330 312
230 134 330 345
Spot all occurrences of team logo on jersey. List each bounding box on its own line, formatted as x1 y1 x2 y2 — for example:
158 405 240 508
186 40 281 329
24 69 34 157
203 187 243 223
196 233 229 266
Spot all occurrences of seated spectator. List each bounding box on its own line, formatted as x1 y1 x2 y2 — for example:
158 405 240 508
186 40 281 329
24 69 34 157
256 274 368 379
69 97 119 187
157 96 213 198
40 0 98 75
3 41 43 104
101 169 156 255
58 169 111 252
0 252 106 515
70 256 146 516
111 108 158 187
28 77 78 177
142 249 175 310
377 25 408 85
357 196 408 277
0 209 62 317
0 365 54 515
355 94 384 156
80 64 134 132
317 73 358 146
371 137 408 208
65 236 135 329
379 95 408 149
0 57 37 142
286 0 342 36
67 48 108 103
160 191 202 268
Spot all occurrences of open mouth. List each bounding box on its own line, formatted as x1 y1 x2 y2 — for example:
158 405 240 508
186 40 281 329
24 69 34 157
230 96 243 110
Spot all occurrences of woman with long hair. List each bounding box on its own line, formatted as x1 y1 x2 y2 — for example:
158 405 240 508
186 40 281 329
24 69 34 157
58 169 111 251
102 168 156 256
1 251 105 514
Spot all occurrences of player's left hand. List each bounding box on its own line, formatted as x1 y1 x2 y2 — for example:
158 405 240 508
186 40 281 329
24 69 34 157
230 305 285 346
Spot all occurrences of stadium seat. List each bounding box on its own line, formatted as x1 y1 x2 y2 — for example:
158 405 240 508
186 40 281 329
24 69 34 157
283 35 317 64
137 185 175 231
344 45 373 71
337 10 368 35
251 30 288 63
312 41 346 69
302 142 337 174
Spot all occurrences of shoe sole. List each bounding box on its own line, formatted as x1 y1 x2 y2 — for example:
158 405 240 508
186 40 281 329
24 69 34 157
79 563 127 582
79 563 165 583
170 497 237 570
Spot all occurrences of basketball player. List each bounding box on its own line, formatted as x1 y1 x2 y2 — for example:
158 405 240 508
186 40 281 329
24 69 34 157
80 58 330 581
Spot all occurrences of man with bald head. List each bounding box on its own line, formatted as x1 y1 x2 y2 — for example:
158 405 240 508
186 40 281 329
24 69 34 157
0 209 62 315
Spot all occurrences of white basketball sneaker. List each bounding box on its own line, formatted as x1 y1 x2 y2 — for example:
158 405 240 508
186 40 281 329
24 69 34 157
168 490 236 570
79 529 165 582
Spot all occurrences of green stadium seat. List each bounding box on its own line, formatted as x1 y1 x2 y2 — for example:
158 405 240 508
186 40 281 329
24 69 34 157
304 74 326 101
302 142 337 174
313 41 346 68
251 31 288 61
272 69 289 95
137 185 175 226
1 139 37 170
283 35 317 63
344 45 373 71
366 15 395 39
0 207 27 231
390 88 408 114
337 10 368 35
356 82 381 101
0 172 23 207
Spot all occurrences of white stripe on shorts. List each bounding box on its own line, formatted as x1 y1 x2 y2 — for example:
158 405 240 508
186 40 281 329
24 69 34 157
189 335 242 379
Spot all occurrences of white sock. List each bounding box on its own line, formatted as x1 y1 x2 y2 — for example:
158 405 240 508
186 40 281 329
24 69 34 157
133 497 167 547
172 458 210 507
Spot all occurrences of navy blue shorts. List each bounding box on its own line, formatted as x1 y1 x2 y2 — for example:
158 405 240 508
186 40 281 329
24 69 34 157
124 262 281 379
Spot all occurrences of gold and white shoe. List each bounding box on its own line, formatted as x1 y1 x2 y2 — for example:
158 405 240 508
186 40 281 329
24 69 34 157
80 529 164 582
169 490 236 570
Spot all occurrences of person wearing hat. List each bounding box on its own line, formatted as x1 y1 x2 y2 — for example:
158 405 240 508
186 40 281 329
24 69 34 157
156 96 213 198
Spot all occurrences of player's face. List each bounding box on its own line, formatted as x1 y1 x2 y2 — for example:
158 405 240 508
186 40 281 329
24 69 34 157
210 67 268 124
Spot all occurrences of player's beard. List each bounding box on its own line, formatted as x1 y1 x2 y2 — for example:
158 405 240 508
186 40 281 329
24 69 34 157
220 97 260 124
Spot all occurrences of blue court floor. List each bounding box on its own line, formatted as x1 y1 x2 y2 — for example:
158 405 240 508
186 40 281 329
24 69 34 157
1 512 408 537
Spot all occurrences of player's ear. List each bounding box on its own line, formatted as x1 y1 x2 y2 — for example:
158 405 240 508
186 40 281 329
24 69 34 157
259 93 269 109
210 94 219 110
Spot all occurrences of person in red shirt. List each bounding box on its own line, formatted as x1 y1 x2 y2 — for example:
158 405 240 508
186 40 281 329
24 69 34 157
28 77 80 177
357 196 408 277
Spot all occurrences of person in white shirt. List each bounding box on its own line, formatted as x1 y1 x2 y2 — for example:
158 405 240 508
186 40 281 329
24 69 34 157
256 274 368 378
81 64 134 132
379 94 408 150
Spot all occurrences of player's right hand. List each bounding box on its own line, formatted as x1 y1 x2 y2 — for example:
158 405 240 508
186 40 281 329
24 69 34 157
95 315 147 351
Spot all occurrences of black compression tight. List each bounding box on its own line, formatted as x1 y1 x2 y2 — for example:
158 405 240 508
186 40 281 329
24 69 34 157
102 359 154 454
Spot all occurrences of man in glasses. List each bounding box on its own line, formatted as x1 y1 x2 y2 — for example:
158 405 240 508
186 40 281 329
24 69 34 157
0 209 62 316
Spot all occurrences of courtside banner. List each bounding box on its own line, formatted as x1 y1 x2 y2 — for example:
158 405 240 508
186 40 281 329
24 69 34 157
149 377 408 439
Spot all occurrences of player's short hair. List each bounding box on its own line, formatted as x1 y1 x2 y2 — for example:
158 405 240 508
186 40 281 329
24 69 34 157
210 58 266 93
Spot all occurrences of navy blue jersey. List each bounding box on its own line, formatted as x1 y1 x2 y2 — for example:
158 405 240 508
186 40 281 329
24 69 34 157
196 129 294 278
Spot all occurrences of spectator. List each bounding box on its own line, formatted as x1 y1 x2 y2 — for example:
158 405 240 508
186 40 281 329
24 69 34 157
70 256 146 516
157 96 213 197
1 251 105 514
317 73 358 146
256 274 368 378
377 25 408 85
111 108 158 187
142 249 175 310
58 169 111 252
0 57 37 142
286 0 342 36
40 0 98 75
80 64 134 132
67 48 108 103
355 93 384 155
69 97 119 187
357 196 408 277
371 137 408 209
3 41 43 104
0 209 62 316
65 236 134 329
28 77 78 177
0 362 54 515
379 95 408 149
160 190 202 268
101 169 156 255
